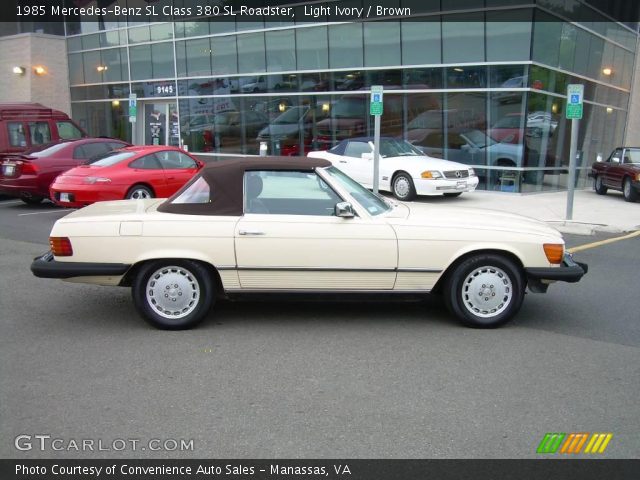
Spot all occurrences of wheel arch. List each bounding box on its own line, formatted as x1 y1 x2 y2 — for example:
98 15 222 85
119 256 225 296
432 247 526 294
125 182 156 198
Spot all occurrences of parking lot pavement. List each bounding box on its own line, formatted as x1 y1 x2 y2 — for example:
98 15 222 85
1 199 639 459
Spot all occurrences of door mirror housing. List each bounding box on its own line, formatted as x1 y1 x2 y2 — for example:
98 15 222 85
335 202 355 218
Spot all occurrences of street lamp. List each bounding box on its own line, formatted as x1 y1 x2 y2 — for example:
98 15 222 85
12 66 25 76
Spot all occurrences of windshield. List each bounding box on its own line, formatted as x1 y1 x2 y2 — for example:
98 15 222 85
461 130 496 148
87 151 136 166
26 142 70 157
273 106 308 125
380 139 423 157
323 166 391 216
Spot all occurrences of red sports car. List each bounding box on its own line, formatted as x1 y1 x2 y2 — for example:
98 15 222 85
49 146 204 208
0 138 129 204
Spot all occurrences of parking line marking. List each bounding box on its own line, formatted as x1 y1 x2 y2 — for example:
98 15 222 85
0 200 24 206
18 209 75 216
567 230 640 254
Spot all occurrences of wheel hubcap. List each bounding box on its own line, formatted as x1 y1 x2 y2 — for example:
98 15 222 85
624 180 630 196
395 177 410 198
131 189 150 199
462 266 513 318
145 266 200 319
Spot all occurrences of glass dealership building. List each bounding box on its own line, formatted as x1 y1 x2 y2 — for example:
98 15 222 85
62 0 638 192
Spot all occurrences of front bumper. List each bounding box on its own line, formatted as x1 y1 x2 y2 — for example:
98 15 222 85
525 253 588 293
31 252 131 279
414 176 479 196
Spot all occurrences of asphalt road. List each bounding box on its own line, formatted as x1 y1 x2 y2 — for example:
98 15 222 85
0 198 639 459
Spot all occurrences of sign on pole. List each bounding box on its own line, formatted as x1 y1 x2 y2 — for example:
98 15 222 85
565 84 582 220
128 94 137 123
370 86 383 193
566 84 583 120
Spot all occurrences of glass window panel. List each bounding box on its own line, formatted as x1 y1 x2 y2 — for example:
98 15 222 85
296 26 328 71
329 23 363 69
486 10 532 61
266 30 296 72
129 45 152 81
186 38 213 77
150 23 173 41
401 0 441 14
237 33 266 73
67 36 82 52
82 50 101 84
101 48 129 82
446 66 487 88
401 20 441 65
442 13 485 63
152 42 175 78
404 68 444 89
128 25 151 44
100 29 125 47
364 22 401 67
586 35 604 80
212 36 238 75
559 23 577 71
532 16 562 67
489 64 527 88
573 28 591 77
176 21 210 38
81 33 100 50
68 53 84 85
175 40 187 77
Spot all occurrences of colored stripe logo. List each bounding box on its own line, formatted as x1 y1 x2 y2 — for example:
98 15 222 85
537 433 612 454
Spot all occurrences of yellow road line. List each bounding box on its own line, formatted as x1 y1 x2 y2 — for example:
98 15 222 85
567 230 640 254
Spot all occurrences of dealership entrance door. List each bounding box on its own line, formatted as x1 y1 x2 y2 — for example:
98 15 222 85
142 101 180 146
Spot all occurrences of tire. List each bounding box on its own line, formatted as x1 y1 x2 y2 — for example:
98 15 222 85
20 196 44 205
126 184 154 200
623 177 638 202
392 172 417 201
443 254 525 328
443 192 463 198
132 260 215 330
594 175 608 195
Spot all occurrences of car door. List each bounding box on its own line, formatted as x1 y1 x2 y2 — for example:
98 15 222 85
603 148 624 188
127 153 167 195
234 170 397 290
155 150 200 194
340 140 373 185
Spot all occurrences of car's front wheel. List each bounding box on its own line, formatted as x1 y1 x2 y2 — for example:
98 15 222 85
132 260 215 329
392 172 417 201
443 254 525 328
594 175 608 195
623 177 638 202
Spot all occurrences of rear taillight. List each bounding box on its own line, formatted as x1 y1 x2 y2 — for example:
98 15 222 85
18 161 38 175
49 237 73 256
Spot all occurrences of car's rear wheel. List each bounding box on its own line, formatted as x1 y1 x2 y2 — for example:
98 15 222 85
392 172 417 201
443 192 463 198
20 195 44 205
623 177 638 202
594 175 608 195
443 254 525 328
132 260 214 330
126 184 154 200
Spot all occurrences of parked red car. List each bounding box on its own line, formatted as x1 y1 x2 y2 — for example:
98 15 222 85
49 146 204 208
0 138 129 204
591 147 640 202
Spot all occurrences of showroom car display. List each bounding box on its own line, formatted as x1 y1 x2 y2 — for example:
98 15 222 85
591 147 640 202
49 145 203 207
307 137 479 200
0 138 129 204
32 156 587 330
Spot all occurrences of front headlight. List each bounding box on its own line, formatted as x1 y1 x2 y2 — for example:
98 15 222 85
421 170 443 179
636 173 640 181
468 168 476 177
84 177 112 184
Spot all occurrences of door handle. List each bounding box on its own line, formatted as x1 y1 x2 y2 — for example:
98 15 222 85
238 230 265 236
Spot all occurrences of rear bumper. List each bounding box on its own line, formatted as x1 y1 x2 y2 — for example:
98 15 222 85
31 251 131 279
525 253 588 293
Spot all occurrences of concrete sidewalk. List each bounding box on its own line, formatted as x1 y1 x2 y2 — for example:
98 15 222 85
414 188 640 235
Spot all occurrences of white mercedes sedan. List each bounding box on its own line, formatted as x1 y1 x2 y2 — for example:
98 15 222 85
308 137 479 200
31 157 586 330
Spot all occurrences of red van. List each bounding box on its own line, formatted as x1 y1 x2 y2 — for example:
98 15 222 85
0 103 87 156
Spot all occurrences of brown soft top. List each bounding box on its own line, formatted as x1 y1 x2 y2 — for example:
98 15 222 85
157 156 332 216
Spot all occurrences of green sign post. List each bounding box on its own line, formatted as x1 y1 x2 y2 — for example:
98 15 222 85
566 84 583 120
128 94 137 123
370 86 383 193
566 84 583 220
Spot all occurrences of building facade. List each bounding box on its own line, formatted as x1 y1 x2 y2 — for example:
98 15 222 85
48 1 640 192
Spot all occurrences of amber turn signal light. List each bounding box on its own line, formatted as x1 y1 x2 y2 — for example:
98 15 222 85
49 237 73 257
543 243 564 264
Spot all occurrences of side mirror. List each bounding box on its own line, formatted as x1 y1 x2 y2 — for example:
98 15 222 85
612 157 620 164
335 202 355 218
361 152 373 160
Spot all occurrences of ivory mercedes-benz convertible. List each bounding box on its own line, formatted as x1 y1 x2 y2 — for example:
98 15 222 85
31 157 587 330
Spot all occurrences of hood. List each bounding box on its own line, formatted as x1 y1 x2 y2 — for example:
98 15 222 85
398 202 562 239
391 155 471 172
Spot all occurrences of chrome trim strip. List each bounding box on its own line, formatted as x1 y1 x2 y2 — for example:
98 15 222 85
225 288 432 293
228 266 443 273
